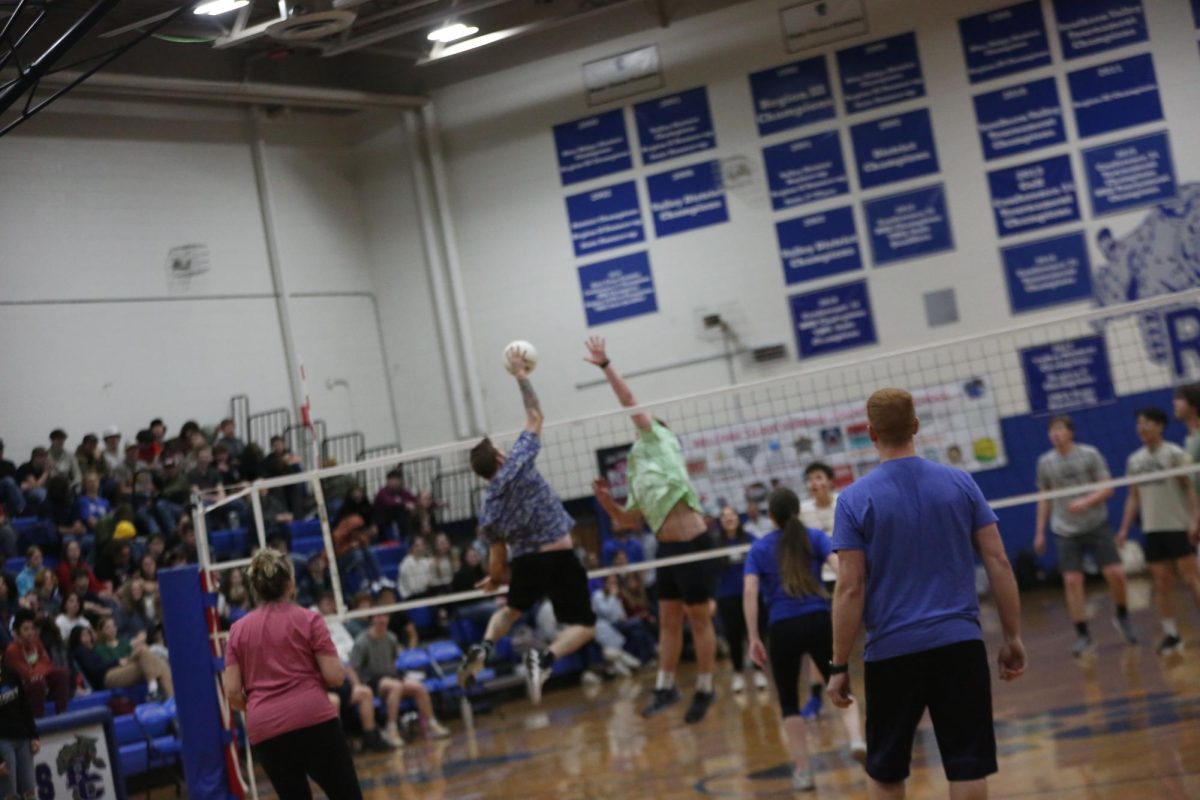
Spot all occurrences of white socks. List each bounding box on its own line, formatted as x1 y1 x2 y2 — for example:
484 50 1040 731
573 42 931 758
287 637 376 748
1162 618 1179 637
655 670 675 691
695 673 713 693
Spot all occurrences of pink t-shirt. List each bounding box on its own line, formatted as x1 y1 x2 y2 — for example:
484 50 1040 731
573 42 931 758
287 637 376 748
225 602 338 745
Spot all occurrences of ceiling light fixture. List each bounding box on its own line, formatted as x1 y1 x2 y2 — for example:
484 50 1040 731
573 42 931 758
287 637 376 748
427 22 479 43
194 0 250 15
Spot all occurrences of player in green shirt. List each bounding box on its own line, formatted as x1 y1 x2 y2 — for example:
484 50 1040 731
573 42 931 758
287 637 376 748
588 337 718 724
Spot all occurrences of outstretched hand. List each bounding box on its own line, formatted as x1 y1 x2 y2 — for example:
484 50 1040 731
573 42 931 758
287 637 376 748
506 345 530 379
593 478 611 500
583 336 608 367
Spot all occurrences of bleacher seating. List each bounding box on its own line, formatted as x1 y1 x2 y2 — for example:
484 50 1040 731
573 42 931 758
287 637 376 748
114 700 181 780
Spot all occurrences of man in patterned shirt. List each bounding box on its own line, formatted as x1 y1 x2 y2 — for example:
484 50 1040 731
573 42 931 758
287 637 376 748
459 347 595 703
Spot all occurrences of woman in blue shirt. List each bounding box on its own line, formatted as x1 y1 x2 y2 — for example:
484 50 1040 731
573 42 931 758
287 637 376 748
744 487 865 792
715 507 767 694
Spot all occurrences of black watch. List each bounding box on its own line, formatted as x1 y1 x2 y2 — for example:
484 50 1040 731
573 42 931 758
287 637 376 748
828 662 849 675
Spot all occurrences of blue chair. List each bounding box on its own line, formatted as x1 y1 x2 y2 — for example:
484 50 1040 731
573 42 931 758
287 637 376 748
114 713 148 777
67 690 113 712
288 519 322 539
396 649 431 673
134 703 183 772
426 641 463 665
407 605 435 632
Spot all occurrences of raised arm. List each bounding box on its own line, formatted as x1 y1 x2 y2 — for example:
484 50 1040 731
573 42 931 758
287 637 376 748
593 478 644 530
584 337 651 432
507 347 543 435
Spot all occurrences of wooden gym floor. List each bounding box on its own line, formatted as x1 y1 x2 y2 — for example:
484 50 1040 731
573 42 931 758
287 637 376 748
250 579 1200 799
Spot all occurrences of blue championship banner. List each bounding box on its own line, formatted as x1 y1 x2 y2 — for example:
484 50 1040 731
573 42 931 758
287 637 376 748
1083 131 1177 217
763 130 849 210
850 108 940 191
958 1 1052 84
1001 231 1093 313
578 251 658 326
749 55 836 137
553 109 634 186
863 184 954 266
836 32 926 115
972 77 1065 161
1051 0 1148 60
789 279 877 358
1021 334 1115 414
646 160 729 237
987 153 1080 238
776 206 862 285
634 87 717 166
1067 53 1163 139
564 181 645 258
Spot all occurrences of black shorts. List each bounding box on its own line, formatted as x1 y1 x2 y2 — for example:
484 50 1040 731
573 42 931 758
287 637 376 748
864 639 997 784
1054 523 1122 573
1144 530 1198 563
768 612 833 718
657 534 716 605
508 549 597 626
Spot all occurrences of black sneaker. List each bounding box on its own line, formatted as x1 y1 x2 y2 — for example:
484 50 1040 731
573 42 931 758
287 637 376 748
640 687 682 718
684 690 716 724
524 650 551 705
1156 635 1184 656
459 644 488 688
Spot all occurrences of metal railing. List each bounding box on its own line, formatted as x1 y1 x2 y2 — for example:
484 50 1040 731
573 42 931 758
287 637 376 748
247 407 291 449
229 394 250 446
284 420 326 467
321 432 365 469
433 467 480 523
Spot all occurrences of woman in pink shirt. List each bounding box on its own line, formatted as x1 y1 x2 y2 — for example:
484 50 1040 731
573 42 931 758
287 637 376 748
224 550 362 800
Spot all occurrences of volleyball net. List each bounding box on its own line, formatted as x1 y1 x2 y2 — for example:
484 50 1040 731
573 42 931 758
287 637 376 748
196 287 1200 624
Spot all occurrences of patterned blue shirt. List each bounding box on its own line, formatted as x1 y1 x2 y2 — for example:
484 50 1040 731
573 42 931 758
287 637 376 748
479 431 574 558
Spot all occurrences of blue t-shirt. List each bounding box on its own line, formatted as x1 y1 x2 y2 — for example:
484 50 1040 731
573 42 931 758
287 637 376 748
833 457 997 662
478 431 574 559
601 536 644 567
744 528 832 625
76 496 110 524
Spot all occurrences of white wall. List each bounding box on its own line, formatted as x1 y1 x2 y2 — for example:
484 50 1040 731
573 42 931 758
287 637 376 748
392 0 1200 443
0 102 399 458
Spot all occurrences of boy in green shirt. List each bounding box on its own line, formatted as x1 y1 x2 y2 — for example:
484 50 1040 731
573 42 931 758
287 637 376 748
588 337 717 724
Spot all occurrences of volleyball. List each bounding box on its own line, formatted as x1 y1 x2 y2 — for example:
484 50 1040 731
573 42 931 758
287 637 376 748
503 340 538 374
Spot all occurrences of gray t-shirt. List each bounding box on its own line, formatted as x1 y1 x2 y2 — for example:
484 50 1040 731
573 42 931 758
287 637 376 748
349 630 399 685
1186 431 1200 495
1036 444 1111 536
1126 442 1193 533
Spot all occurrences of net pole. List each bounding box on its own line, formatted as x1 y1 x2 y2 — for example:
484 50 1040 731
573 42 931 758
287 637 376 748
249 488 267 552
310 473 348 617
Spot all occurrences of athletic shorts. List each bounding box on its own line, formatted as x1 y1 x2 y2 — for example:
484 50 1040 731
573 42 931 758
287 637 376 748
1144 530 1198 563
767 612 833 718
1054 523 1121 574
656 534 717 605
864 639 997 784
508 549 597 626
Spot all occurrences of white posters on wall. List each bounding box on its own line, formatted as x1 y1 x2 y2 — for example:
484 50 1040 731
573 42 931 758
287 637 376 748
675 378 1007 510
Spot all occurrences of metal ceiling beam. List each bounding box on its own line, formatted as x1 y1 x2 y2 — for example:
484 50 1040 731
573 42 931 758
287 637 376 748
30 70 428 110
320 0 515 57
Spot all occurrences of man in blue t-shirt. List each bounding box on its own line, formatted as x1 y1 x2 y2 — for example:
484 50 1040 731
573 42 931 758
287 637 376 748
828 388 1025 798
459 346 595 705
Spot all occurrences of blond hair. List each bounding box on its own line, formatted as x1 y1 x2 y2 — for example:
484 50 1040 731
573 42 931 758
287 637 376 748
867 388 917 446
246 548 293 603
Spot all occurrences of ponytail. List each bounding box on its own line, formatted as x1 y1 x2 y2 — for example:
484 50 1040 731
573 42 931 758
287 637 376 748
770 487 827 599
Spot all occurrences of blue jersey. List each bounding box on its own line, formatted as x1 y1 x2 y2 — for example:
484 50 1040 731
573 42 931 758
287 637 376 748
833 456 997 662
479 432 573 558
744 528 832 625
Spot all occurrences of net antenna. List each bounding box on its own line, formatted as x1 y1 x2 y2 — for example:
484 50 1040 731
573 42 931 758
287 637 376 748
0 1 190 137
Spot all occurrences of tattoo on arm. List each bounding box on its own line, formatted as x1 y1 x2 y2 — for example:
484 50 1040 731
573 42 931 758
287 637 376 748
518 377 541 415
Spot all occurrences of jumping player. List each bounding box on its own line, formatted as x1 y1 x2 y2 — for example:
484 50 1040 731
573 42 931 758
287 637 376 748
1033 416 1137 656
587 337 718 724
460 347 595 703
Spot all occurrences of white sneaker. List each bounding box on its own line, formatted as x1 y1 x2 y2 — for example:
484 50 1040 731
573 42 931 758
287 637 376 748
619 651 642 670
611 660 632 678
383 724 404 748
792 765 815 792
731 674 746 693
581 670 602 687
753 671 769 691
427 720 451 740
850 740 867 765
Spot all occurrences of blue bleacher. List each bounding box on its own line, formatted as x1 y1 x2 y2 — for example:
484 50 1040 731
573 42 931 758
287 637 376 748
210 528 248 558
114 701 182 779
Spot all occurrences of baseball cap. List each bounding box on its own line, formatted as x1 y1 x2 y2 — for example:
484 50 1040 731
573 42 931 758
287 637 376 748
103 426 120 439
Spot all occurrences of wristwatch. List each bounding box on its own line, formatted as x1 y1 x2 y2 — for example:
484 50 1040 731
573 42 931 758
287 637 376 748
828 662 849 675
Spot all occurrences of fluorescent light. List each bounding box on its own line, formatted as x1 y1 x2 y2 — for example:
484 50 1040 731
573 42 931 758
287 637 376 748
194 0 250 15
427 22 479 43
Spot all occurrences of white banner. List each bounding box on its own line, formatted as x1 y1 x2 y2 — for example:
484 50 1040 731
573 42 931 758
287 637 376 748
35 721 120 800
780 0 868 53
678 377 1007 510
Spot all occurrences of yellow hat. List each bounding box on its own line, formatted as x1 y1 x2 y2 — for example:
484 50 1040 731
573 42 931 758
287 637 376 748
114 521 137 540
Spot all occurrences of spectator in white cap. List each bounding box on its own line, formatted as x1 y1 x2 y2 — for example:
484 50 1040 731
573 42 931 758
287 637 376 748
101 428 123 474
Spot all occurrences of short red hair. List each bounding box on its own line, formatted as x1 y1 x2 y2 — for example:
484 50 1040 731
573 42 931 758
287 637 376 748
867 388 917 446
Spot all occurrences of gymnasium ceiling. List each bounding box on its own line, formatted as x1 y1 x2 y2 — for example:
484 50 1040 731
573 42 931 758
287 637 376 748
17 0 746 99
